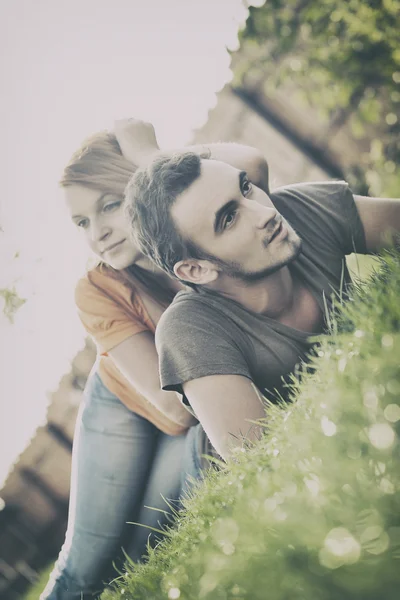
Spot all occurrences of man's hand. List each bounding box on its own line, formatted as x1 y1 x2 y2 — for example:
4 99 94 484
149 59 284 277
114 118 160 166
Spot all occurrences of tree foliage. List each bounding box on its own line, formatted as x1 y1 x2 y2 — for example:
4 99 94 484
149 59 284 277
239 0 400 196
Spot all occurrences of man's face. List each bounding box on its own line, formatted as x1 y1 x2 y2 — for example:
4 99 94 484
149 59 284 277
171 159 301 281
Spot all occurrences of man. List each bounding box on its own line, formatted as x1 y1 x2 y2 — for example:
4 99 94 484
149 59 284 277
125 151 400 460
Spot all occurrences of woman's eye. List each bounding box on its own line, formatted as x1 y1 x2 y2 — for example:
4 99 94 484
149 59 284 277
103 201 121 213
77 218 89 229
242 179 252 196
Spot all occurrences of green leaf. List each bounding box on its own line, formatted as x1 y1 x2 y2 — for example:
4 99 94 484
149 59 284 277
0 286 27 323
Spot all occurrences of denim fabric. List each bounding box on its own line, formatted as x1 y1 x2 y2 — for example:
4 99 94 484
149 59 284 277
180 423 218 497
41 369 187 600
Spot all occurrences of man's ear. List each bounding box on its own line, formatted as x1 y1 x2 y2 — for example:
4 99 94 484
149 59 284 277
174 259 219 285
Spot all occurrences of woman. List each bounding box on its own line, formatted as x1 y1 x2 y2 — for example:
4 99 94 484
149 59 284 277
41 119 270 600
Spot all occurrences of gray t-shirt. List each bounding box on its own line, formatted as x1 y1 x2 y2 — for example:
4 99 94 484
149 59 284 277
155 181 366 403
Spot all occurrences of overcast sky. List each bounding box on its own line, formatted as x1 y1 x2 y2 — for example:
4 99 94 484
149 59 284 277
0 0 264 487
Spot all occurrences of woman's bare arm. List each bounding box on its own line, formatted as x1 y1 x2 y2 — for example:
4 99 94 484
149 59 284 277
109 330 198 429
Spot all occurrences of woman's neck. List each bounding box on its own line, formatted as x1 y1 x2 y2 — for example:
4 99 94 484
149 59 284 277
134 255 185 294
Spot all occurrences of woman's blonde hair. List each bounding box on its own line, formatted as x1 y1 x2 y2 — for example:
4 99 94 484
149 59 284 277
61 130 175 306
60 131 136 195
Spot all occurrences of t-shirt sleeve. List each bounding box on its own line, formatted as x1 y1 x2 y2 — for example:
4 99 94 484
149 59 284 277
75 275 148 355
271 181 367 256
155 299 253 394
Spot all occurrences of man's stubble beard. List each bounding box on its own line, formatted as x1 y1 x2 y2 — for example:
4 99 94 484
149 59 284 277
209 225 303 283
185 223 302 285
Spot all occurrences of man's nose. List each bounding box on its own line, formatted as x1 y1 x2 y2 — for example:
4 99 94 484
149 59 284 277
252 203 277 230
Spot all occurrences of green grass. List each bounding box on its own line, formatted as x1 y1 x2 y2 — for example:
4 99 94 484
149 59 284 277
21 563 53 600
101 250 400 600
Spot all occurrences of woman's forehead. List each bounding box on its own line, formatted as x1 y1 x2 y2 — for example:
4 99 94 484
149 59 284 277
64 185 113 214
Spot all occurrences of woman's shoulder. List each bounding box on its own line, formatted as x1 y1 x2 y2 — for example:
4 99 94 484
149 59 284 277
75 265 140 315
75 265 153 349
76 264 119 297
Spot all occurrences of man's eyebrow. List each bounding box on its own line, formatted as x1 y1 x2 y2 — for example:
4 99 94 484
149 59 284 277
214 199 238 233
71 192 114 219
213 171 247 233
239 170 247 189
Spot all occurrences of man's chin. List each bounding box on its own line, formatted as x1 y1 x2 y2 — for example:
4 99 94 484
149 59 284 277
233 239 302 283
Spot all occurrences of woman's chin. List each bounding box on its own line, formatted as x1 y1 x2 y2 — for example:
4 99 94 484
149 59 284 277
104 251 139 271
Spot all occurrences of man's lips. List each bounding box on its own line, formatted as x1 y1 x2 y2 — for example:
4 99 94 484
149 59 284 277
269 220 283 243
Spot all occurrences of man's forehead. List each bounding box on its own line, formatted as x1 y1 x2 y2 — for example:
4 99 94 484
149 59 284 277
171 159 239 232
201 157 237 180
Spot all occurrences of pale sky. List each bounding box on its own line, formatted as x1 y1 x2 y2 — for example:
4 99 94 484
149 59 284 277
0 0 265 487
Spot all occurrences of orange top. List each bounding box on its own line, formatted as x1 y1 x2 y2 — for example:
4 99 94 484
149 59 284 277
75 266 186 435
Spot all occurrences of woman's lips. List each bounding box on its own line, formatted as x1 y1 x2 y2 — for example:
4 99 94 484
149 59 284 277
102 239 125 254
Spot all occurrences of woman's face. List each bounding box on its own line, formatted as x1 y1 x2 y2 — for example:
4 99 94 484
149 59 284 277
65 185 142 270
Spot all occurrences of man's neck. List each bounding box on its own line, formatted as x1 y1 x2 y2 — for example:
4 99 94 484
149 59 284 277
207 266 296 320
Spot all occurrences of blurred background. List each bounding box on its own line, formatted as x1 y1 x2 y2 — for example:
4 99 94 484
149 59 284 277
0 0 399 597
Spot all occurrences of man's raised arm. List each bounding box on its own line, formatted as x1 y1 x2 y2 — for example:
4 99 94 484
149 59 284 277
354 195 400 252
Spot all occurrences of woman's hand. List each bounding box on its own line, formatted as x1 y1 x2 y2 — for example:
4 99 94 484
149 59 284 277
114 118 160 166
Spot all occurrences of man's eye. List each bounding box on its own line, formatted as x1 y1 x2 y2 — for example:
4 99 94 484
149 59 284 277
103 201 121 213
241 178 252 196
223 209 238 229
76 218 89 229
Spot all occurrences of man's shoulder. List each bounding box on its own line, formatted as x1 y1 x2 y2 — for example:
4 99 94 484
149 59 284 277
270 180 351 232
156 289 232 343
271 180 348 205
159 290 220 324
271 179 366 256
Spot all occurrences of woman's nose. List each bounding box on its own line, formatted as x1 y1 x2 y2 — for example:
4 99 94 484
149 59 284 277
91 221 111 243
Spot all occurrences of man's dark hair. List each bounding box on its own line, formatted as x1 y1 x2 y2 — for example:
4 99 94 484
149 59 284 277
125 151 206 287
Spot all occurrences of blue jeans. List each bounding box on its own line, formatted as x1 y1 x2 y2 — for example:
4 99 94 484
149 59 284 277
180 422 213 496
41 370 188 600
